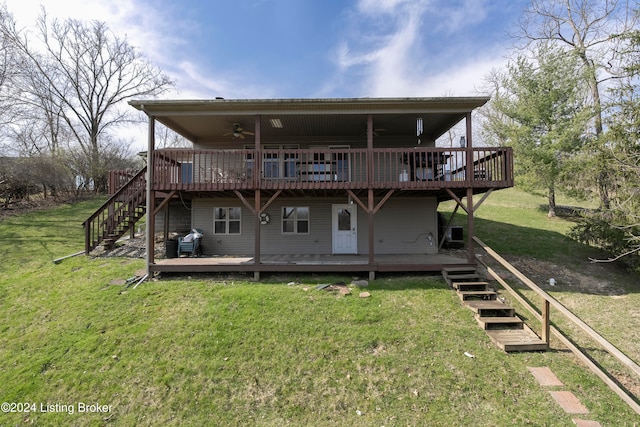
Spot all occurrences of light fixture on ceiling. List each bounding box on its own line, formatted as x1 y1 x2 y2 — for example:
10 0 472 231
269 118 283 128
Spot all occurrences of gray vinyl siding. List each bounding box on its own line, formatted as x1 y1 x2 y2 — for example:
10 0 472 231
369 198 438 254
191 196 438 256
192 198 256 255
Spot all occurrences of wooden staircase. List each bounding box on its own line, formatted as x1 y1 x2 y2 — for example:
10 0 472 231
442 267 548 352
83 167 147 253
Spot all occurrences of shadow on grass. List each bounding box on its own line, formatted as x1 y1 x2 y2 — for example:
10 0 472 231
469 216 639 296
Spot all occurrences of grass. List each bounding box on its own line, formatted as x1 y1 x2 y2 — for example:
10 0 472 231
0 190 639 425
441 189 598 262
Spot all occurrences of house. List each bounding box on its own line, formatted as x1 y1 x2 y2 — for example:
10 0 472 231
85 97 513 279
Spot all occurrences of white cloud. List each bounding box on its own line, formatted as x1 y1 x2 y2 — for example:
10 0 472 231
171 61 277 100
357 0 425 15
331 0 508 97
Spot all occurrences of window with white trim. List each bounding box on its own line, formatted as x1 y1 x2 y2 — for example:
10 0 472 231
214 207 241 234
282 207 309 234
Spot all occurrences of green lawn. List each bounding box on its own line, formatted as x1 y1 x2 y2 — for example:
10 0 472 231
0 192 638 426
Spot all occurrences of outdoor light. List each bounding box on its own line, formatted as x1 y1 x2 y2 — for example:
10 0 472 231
459 136 466 147
269 118 283 128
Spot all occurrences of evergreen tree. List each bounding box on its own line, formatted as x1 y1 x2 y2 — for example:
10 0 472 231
485 45 592 216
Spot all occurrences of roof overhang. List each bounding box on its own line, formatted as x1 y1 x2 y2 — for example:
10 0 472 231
128 97 490 143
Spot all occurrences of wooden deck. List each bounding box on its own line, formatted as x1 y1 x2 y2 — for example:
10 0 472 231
151 253 474 275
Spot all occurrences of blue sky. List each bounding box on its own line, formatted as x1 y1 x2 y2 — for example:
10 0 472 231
5 0 528 100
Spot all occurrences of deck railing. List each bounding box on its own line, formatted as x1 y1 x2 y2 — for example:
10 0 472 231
115 147 513 192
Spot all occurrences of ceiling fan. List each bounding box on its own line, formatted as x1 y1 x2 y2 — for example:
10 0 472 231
224 123 255 139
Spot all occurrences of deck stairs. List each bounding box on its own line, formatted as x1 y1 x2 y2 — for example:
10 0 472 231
83 167 147 253
442 267 548 352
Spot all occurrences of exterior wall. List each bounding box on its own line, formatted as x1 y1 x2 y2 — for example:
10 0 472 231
154 200 192 235
369 197 438 254
191 196 438 256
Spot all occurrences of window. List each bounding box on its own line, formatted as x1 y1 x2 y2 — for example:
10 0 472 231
214 207 241 234
282 207 309 234
262 144 299 179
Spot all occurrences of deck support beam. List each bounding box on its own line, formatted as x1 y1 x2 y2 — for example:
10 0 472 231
473 188 493 212
254 190 261 280
154 191 177 242
146 115 156 276
445 189 469 214
254 115 262 280
465 113 475 263
153 190 177 216
466 186 475 263
367 115 375 280
368 189 375 280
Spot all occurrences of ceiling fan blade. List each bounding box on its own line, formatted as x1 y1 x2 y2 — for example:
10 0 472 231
243 131 255 136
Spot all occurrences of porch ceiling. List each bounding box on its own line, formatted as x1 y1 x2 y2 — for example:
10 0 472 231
129 97 490 144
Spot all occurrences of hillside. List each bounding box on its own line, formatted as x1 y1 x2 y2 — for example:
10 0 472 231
0 189 638 425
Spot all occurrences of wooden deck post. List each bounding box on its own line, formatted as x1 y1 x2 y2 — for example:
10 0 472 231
254 115 261 280
466 187 475 263
367 115 375 280
146 115 156 276
465 113 475 263
542 298 550 344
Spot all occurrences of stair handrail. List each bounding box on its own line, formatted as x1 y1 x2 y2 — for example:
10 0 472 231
473 235 640 414
474 236 640 377
83 166 147 253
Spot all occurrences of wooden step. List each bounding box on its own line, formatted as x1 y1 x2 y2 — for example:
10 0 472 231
454 281 491 292
448 273 483 281
476 316 524 330
442 267 483 287
464 300 515 317
458 290 497 301
101 238 115 249
485 326 548 352
445 265 548 353
442 267 478 277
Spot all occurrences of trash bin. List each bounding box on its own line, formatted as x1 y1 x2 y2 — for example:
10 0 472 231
165 239 178 258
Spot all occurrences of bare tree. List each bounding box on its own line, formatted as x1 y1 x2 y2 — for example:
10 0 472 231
0 9 174 191
0 3 23 146
516 0 640 208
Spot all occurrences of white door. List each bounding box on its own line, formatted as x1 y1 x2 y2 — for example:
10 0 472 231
332 204 357 254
